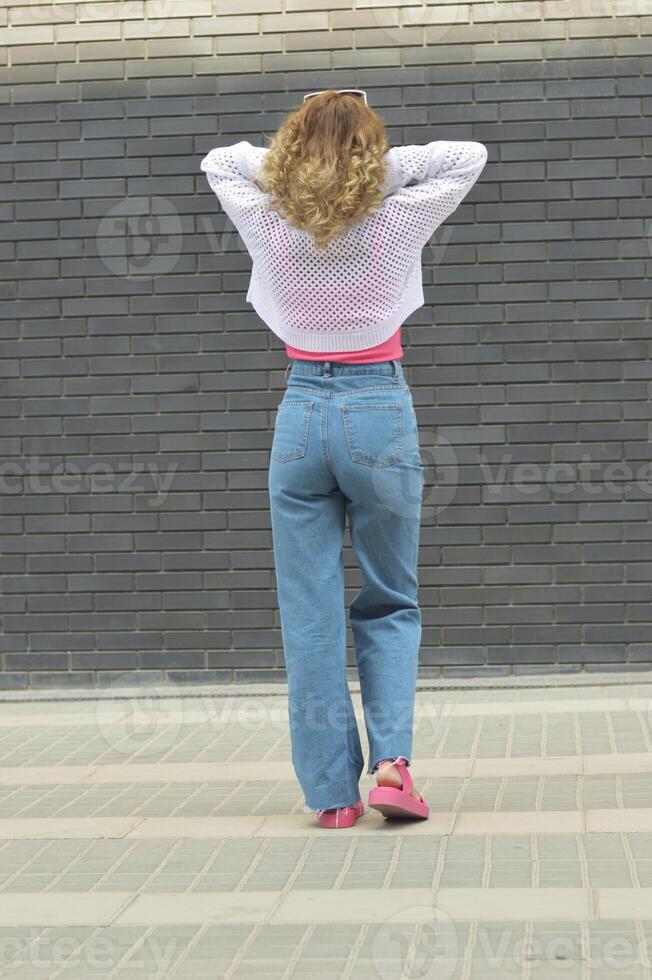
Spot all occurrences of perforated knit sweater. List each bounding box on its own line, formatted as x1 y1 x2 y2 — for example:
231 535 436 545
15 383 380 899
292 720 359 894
200 138 488 353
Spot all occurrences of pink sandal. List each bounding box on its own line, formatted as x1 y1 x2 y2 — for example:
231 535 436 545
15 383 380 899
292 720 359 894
317 799 365 829
368 757 429 820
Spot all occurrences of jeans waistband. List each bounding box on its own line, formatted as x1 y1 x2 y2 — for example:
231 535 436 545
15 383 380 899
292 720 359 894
285 358 403 383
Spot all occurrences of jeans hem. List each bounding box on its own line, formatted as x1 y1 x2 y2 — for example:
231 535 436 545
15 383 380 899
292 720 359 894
302 793 363 813
367 754 411 776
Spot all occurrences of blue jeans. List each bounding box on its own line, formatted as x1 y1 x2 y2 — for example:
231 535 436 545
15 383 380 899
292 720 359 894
267 357 424 812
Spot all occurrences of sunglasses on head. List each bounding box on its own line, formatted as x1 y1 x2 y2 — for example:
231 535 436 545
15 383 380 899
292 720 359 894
303 89 368 105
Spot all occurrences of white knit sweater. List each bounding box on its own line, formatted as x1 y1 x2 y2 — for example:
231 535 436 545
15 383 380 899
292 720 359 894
200 138 488 352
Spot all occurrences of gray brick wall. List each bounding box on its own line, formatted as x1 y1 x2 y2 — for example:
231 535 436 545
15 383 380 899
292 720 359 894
1 3 651 689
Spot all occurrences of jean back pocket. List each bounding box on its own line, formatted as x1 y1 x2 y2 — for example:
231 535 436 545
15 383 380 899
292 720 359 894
271 400 314 462
341 402 403 468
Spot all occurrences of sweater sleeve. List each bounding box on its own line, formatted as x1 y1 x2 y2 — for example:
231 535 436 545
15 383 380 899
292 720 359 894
383 140 488 248
200 140 269 251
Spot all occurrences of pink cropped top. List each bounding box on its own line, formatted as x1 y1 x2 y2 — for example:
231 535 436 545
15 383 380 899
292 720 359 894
285 325 403 364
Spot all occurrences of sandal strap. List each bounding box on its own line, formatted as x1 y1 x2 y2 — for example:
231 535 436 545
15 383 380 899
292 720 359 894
393 757 414 796
377 756 419 799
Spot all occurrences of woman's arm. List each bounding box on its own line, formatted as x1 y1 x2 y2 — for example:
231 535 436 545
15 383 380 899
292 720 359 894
200 139 268 191
200 140 269 249
382 140 488 247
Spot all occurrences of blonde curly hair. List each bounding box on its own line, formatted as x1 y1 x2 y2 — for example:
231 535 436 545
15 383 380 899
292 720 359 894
256 89 391 249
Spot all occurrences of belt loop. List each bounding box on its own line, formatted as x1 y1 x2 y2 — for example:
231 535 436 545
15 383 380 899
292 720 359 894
323 360 331 377
392 358 398 379
284 360 293 383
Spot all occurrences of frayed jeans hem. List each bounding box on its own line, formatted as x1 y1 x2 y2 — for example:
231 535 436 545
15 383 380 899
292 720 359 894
302 796 362 814
367 755 411 776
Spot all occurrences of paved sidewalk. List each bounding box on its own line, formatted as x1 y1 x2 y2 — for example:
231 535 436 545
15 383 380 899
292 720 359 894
1 673 652 977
